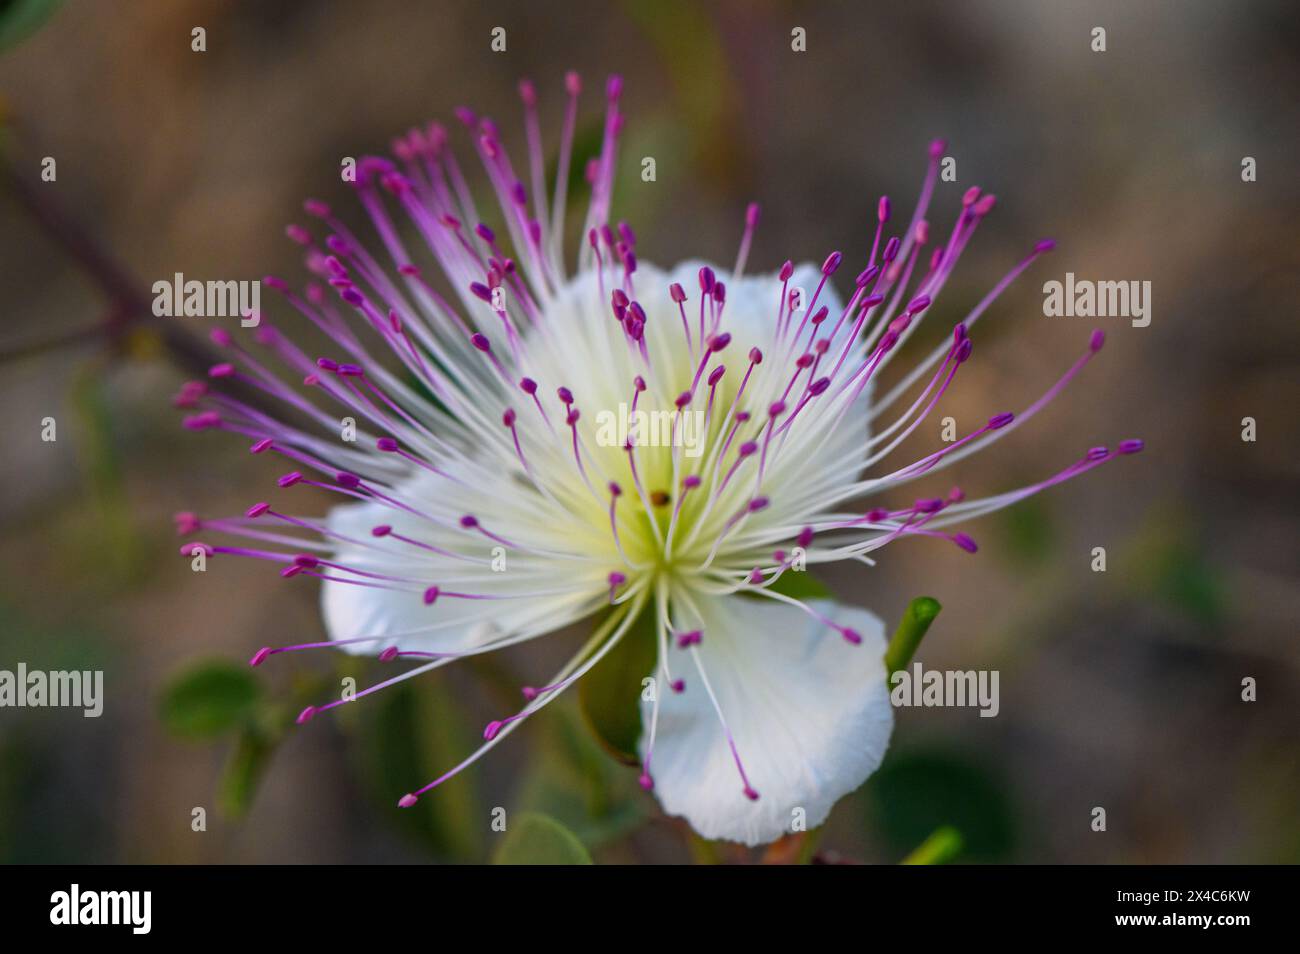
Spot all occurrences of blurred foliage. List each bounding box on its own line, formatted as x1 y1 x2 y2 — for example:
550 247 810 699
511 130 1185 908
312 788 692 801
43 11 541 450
866 748 1017 863
996 496 1055 567
218 725 277 818
756 571 834 602
619 0 742 187
160 661 261 739
159 659 306 821
0 602 113 670
0 0 62 53
517 704 650 848
0 605 115 863
69 361 148 588
354 674 484 861
492 811 592 865
900 825 964 865
552 120 605 217
578 609 656 764
0 729 109 863
1122 508 1229 629
1145 542 1227 628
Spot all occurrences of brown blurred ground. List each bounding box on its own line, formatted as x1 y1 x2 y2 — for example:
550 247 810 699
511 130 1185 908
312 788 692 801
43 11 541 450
0 0 1297 863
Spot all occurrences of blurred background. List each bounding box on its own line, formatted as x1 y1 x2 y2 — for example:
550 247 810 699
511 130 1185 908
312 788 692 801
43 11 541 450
0 0 1296 864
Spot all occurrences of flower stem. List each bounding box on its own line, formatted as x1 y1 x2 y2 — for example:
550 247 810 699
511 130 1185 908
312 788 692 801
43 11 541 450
884 596 942 680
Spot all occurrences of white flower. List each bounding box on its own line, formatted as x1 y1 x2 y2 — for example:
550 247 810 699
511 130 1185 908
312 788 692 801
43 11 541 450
179 73 1141 846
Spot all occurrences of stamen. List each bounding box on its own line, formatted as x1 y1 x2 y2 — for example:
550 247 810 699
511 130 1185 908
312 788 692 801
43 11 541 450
733 202 760 279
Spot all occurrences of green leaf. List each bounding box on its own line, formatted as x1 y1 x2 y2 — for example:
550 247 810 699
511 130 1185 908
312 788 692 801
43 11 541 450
884 596 941 680
160 662 261 739
217 726 277 819
356 676 482 860
900 825 964 865
577 610 657 764
515 704 650 845
492 812 593 865
867 749 1016 862
0 0 63 53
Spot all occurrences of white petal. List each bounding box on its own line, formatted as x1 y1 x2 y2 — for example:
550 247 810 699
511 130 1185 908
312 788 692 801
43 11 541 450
319 481 601 656
640 594 893 845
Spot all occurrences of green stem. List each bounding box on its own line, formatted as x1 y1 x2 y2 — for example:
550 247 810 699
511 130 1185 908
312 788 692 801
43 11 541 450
884 596 942 681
